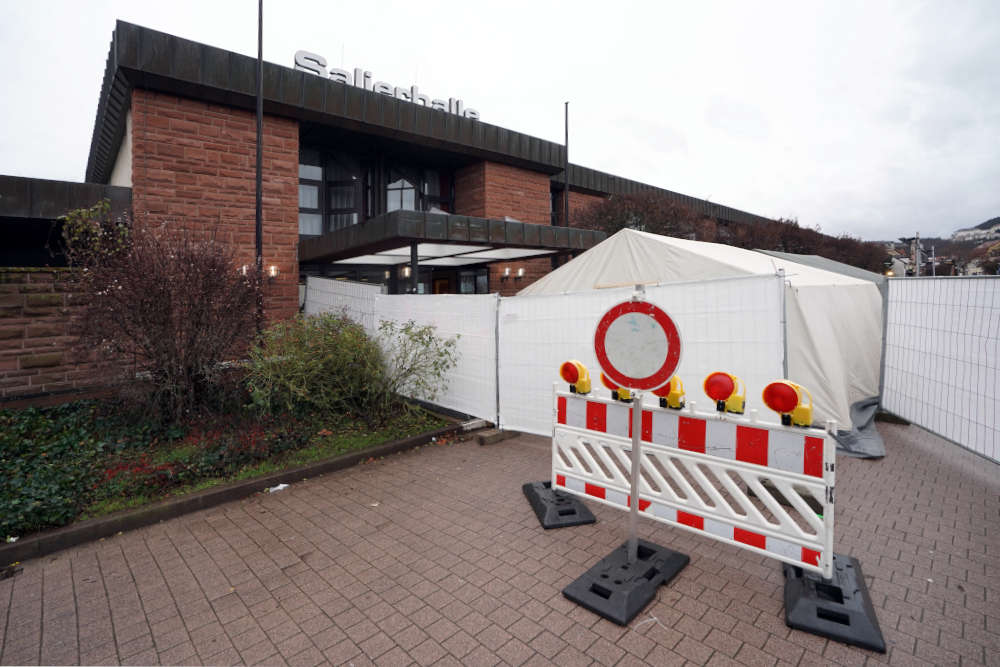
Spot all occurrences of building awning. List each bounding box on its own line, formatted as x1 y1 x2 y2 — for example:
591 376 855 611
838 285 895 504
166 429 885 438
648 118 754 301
299 210 606 265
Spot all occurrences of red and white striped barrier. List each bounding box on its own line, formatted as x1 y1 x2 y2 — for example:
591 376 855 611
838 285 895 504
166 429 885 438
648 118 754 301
552 387 836 578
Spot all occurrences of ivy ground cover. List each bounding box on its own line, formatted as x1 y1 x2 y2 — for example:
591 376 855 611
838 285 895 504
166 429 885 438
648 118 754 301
1 401 446 540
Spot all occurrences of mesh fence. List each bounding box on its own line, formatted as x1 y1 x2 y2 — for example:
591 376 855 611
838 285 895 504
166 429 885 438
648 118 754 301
304 275 787 436
498 275 785 435
306 277 499 422
883 277 1000 462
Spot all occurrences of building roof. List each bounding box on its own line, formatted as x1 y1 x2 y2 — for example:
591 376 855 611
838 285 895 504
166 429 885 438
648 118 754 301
87 21 774 227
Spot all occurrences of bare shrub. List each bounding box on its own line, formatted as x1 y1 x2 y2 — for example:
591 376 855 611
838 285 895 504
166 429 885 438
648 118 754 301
62 201 260 423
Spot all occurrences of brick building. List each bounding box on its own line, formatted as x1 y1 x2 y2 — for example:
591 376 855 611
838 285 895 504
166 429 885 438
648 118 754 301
0 20 773 400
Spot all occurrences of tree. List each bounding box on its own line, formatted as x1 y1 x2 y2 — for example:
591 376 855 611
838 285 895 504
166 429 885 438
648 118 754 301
573 192 888 273
574 191 716 241
970 241 1000 275
61 201 260 423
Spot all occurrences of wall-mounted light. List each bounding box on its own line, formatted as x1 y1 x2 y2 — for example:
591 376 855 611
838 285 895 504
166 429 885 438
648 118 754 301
402 266 412 278
501 266 511 281
515 267 525 280
268 265 279 280
384 270 391 280
239 264 250 276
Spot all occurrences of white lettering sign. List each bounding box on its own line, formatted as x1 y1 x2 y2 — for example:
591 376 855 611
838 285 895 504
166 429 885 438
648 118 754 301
294 51 480 120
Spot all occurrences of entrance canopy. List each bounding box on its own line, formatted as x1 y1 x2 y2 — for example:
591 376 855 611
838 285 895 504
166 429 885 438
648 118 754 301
299 209 605 265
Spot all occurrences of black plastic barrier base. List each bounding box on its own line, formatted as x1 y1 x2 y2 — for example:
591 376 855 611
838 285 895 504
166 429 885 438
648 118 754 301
522 481 596 529
563 539 689 625
783 553 886 653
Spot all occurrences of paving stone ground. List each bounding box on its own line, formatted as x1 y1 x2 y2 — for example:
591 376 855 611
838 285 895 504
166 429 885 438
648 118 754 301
1 422 997 666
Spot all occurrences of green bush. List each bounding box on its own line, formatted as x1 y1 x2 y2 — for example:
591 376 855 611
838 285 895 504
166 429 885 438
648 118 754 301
370 319 460 418
0 404 104 537
245 314 459 426
245 312 385 422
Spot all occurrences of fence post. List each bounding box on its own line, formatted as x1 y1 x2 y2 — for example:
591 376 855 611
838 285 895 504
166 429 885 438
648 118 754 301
495 292 501 428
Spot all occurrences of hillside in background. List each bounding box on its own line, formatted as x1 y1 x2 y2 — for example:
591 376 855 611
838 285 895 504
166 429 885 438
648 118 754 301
957 216 1000 233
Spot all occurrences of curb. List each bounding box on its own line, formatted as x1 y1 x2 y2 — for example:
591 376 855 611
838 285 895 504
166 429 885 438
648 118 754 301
2 423 466 565
477 429 520 446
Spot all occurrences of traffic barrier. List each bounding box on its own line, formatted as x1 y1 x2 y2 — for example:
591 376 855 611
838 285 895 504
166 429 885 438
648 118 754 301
542 291 882 650
553 384 885 651
552 388 834 578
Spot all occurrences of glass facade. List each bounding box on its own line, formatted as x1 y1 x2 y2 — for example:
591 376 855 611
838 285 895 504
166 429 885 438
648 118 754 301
298 144 489 294
297 147 454 236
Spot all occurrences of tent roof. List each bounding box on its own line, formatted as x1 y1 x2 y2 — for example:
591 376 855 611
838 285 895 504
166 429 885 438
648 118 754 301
756 249 887 286
518 229 871 295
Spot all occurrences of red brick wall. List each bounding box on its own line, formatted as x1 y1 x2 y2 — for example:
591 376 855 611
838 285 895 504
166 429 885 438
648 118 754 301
454 161 551 225
454 161 554 295
454 162 486 218
488 258 553 296
0 269 95 400
130 89 299 321
557 190 607 227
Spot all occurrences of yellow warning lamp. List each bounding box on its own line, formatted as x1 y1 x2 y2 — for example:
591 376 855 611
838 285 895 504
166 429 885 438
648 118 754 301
652 376 685 409
599 373 632 402
559 360 592 395
762 380 814 427
703 371 746 414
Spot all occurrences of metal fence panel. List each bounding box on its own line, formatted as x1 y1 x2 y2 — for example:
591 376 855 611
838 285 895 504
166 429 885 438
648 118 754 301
374 293 499 422
306 277 499 422
304 277 380 332
883 277 999 462
498 275 786 436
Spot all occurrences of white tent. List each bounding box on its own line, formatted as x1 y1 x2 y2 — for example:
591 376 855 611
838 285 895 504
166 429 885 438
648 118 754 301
518 229 883 435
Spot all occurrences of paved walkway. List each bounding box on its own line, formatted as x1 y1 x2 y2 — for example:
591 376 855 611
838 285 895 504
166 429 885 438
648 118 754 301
1 423 997 666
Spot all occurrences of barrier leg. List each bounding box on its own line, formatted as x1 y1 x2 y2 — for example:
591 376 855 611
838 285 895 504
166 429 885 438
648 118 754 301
522 481 596 529
563 393 689 625
562 539 689 626
783 554 886 652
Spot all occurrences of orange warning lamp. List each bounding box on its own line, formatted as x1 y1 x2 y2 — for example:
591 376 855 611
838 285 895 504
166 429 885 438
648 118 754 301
703 371 745 414
762 380 814 427
652 376 685 409
560 360 592 394
599 372 632 402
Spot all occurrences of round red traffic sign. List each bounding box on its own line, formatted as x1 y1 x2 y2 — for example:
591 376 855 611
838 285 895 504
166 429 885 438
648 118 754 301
594 301 682 391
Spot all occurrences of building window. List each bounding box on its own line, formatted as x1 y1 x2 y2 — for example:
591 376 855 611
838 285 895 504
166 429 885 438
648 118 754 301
298 150 323 236
386 166 419 212
459 268 490 294
423 169 453 212
325 153 362 232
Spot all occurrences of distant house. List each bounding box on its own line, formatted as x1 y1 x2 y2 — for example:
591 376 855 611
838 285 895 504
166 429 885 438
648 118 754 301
952 217 1000 242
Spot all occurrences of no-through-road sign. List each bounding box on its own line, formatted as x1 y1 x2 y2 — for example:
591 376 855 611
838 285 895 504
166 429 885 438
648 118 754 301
594 301 682 391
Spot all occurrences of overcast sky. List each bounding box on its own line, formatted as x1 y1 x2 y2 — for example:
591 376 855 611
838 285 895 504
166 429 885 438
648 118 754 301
1 1 997 241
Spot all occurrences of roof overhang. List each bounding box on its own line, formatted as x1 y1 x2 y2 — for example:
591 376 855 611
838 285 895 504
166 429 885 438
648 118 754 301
299 210 606 265
84 21 776 228
86 21 566 184
0 175 131 220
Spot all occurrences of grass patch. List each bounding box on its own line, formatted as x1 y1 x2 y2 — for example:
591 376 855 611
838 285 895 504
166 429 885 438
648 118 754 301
81 494 153 520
